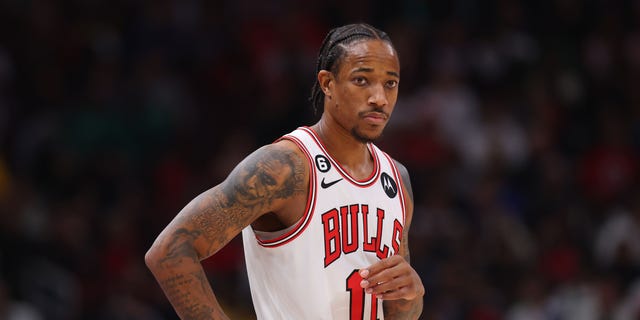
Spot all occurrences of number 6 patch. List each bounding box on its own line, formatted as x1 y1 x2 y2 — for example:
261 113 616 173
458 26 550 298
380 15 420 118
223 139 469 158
315 155 331 173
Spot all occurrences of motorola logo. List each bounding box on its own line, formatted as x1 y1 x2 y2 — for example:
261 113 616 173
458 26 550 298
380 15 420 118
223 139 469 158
380 172 397 198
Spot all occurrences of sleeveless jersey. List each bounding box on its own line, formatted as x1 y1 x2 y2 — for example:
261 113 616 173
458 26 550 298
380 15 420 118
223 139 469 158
242 127 407 320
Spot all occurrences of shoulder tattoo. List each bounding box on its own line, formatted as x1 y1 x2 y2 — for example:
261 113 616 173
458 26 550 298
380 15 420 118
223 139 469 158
157 145 307 261
222 146 306 210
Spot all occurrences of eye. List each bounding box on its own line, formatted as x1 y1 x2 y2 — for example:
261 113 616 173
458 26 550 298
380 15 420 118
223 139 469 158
385 80 398 89
353 77 368 86
259 172 277 186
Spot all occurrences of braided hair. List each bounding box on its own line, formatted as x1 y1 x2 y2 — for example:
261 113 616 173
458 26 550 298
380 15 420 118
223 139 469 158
310 23 394 115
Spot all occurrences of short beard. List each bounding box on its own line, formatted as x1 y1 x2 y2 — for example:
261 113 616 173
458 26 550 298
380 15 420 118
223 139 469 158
351 127 381 144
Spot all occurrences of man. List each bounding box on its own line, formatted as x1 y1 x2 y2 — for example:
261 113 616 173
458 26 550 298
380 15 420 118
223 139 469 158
145 23 424 319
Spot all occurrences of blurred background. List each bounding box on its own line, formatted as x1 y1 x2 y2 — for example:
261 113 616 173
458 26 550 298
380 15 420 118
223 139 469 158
1 0 640 319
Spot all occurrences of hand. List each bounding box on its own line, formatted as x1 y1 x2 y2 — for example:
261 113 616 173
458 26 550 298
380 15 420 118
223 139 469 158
359 255 424 300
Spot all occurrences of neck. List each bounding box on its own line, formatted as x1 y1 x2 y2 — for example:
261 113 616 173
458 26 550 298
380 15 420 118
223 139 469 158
311 119 373 179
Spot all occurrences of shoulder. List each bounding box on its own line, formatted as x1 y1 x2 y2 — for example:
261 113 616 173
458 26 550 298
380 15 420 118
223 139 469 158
218 139 309 213
387 158 418 237
264 139 310 172
392 159 414 204
242 138 307 163
231 139 308 181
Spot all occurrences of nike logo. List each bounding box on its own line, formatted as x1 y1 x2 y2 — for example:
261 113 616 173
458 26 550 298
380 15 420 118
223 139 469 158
321 177 343 189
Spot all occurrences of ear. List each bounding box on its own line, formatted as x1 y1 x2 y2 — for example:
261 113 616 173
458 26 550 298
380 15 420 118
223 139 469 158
318 70 333 97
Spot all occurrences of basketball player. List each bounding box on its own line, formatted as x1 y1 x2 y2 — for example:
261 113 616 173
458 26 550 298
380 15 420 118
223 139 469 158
145 23 424 319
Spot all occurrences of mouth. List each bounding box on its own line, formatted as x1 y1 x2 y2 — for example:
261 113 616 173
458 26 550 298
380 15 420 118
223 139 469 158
361 111 388 124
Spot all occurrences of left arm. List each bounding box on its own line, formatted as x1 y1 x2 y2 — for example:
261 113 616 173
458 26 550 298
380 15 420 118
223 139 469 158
359 161 424 320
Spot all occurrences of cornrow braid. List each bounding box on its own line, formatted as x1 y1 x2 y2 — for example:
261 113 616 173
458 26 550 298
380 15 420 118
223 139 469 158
309 23 394 115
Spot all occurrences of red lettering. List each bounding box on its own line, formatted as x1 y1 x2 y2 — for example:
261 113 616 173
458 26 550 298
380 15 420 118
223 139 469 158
340 205 359 254
370 294 378 319
346 270 379 320
375 209 389 259
322 209 341 267
392 219 403 255
361 205 376 252
323 205 402 268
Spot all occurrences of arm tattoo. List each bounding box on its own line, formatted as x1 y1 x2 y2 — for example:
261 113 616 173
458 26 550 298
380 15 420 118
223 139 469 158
159 273 215 320
188 147 306 255
155 229 218 319
161 146 306 261
148 145 306 319
384 160 422 319
384 300 422 320
383 243 423 319
157 146 304 261
223 147 305 209
158 228 202 267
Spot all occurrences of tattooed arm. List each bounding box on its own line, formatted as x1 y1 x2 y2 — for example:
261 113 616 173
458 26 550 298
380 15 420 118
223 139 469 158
383 161 424 319
359 161 424 320
144 141 306 320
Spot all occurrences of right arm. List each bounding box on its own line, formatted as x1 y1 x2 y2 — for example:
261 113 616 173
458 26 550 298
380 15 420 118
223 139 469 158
144 142 306 319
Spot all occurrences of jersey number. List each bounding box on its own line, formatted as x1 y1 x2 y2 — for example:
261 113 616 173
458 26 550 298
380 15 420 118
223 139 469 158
346 270 379 320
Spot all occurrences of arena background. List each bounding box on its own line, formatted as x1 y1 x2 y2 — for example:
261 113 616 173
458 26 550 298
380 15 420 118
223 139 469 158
1 0 640 319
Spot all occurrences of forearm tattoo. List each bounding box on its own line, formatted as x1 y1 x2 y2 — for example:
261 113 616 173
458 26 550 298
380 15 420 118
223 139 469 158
159 272 215 320
384 300 422 320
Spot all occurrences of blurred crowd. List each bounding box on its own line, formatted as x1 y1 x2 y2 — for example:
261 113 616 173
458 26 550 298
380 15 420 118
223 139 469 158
1 0 640 319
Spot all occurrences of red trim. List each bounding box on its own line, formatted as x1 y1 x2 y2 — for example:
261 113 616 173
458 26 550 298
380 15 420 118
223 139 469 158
384 151 406 224
299 127 380 187
254 135 317 247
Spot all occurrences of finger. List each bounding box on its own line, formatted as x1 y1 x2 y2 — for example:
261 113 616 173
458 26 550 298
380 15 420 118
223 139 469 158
377 276 425 301
365 260 412 286
364 268 400 288
364 278 399 295
366 271 415 295
361 255 403 278
376 286 414 300
359 275 394 291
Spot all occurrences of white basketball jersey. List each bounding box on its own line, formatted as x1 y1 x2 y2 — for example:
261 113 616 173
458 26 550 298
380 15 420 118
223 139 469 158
242 127 406 320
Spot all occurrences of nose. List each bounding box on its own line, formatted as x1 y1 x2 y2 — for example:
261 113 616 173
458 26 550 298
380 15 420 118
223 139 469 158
367 83 388 107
